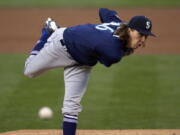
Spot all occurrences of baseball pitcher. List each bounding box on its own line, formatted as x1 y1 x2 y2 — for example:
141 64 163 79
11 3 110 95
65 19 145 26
24 8 155 135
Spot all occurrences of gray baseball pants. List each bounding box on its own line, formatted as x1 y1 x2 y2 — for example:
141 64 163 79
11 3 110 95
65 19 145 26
24 28 92 116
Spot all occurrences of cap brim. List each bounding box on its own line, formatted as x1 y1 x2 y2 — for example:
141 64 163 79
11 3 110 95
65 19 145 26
129 27 156 37
149 33 156 37
138 30 156 37
147 32 156 37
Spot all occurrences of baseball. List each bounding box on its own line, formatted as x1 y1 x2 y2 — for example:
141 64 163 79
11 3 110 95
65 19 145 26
38 106 53 120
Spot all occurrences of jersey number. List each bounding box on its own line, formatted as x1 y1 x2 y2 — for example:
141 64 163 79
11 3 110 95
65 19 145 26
95 22 120 33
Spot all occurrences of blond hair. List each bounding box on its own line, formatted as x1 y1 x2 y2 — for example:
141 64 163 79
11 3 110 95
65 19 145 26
114 23 129 41
114 23 134 56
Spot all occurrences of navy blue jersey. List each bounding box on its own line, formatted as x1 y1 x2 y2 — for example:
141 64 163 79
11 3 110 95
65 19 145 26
63 8 126 67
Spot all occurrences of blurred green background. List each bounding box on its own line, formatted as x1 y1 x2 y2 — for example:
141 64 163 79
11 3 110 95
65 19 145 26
0 0 180 133
0 54 180 132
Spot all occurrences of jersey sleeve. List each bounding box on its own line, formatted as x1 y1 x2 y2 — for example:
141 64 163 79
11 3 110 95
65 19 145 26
96 45 123 67
99 8 122 23
98 55 121 67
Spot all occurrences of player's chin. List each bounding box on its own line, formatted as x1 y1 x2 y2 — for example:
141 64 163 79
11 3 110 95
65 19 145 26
132 46 138 50
133 43 142 50
134 46 139 50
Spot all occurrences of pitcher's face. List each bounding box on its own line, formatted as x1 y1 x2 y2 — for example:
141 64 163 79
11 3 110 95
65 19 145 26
127 28 147 49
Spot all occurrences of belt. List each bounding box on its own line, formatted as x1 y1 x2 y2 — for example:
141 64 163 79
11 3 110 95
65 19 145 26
60 39 65 46
60 39 68 51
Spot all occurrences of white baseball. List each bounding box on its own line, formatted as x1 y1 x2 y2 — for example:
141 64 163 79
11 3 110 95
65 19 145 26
38 106 53 120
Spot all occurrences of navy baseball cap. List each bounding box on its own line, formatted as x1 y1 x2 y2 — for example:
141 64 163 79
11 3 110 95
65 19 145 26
127 16 156 37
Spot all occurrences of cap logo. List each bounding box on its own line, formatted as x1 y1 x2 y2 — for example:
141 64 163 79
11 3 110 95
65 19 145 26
146 21 151 29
